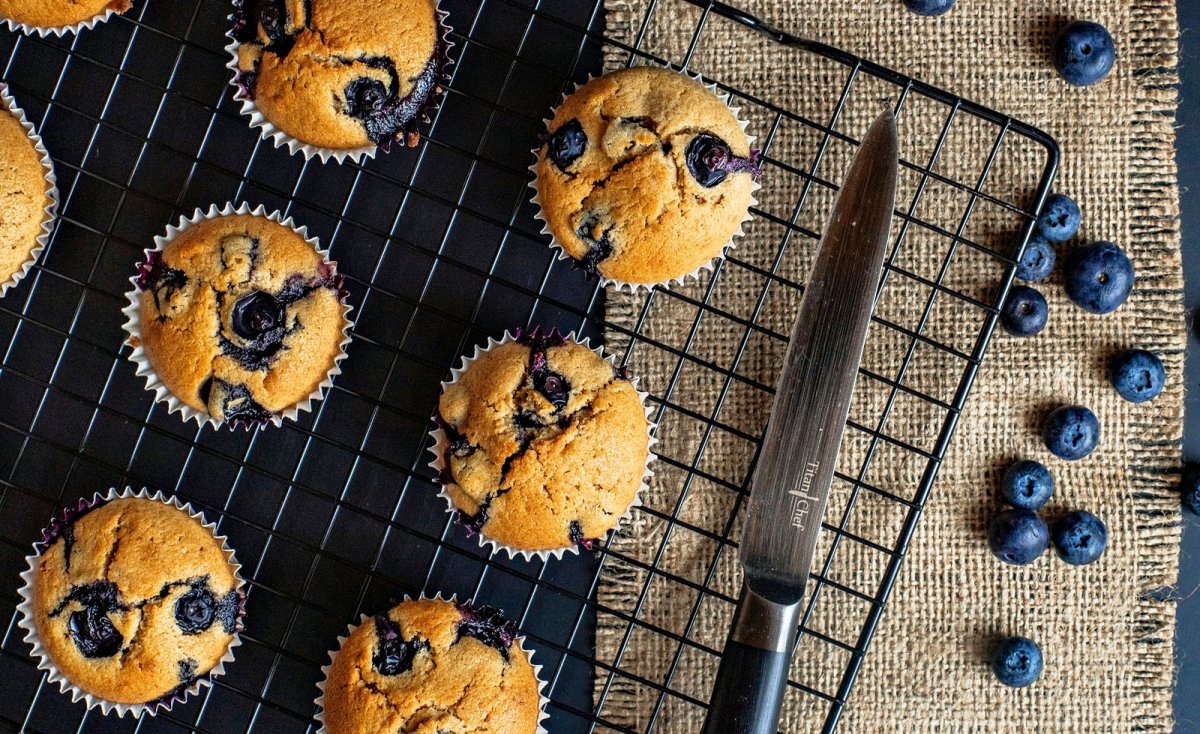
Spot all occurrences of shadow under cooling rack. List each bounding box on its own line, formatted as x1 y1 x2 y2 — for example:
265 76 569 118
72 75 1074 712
0 0 1056 732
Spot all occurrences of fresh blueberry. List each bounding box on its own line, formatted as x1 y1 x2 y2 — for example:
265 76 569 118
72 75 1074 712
1062 242 1134 314
1000 460 1054 511
902 0 954 16
230 291 283 340
175 586 216 634
1036 193 1081 242
1109 349 1165 403
344 77 392 118
455 603 517 659
372 615 425 676
988 509 1049 565
1053 21 1116 87
1015 235 1056 282
685 134 760 188
992 636 1043 688
547 119 587 172
1051 510 1108 565
1181 466 1200 516
999 285 1048 337
1042 405 1100 460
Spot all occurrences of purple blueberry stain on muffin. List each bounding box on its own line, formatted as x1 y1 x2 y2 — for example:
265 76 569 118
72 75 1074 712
454 602 517 660
371 614 427 676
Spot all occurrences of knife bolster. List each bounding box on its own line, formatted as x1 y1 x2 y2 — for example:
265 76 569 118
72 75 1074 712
730 585 802 653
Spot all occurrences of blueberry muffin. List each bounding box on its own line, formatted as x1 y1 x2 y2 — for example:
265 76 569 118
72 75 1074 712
129 212 348 427
321 598 542 734
24 496 242 707
231 0 451 152
0 99 52 289
436 329 650 553
0 0 131 29
534 66 759 285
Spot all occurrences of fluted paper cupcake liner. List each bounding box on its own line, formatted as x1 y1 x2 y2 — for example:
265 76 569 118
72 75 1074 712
0 84 58 298
223 3 454 163
314 592 549 734
427 330 657 562
529 63 760 293
0 1 128 37
15 487 247 718
120 202 354 429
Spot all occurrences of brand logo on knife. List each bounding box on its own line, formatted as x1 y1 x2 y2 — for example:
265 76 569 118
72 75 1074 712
789 460 821 530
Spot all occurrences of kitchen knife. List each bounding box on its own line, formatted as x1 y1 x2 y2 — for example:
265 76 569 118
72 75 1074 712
700 109 899 734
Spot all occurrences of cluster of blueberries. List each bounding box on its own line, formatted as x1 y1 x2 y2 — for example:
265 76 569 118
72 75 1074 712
899 3 1128 692
1000 192 1138 338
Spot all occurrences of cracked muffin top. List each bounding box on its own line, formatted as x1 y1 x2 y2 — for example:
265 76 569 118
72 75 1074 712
29 497 242 706
0 0 130 28
0 102 50 288
436 329 650 553
321 598 542 734
132 213 347 427
534 66 759 286
231 0 450 152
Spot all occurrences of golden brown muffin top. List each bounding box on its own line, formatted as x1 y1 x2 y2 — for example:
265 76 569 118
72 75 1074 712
231 0 448 150
322 598 542 734
133 213 348 426
0 102 51 288
0 0 130 29
30 497 241 705
437 331 650 552
535 66 758 285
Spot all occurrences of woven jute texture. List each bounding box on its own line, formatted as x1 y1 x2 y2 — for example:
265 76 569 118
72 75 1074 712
595 1 1183 731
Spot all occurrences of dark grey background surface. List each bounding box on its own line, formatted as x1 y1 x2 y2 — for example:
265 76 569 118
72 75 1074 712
1176 2 1199 732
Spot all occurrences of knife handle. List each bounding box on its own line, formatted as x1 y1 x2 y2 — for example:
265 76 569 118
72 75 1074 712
701 585 802 734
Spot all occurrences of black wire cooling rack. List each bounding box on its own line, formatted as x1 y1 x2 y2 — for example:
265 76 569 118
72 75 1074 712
0 0 1058 732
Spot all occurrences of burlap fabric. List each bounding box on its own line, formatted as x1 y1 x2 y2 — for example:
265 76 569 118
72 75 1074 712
595 1 1183 731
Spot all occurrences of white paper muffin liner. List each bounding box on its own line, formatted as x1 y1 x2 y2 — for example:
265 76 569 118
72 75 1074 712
0 2 125 37
120 202 354 430
314 592 549 734
529 63 760 293
223 2 454 164
15 487 247 718
0 84 58 298
427 329 657 562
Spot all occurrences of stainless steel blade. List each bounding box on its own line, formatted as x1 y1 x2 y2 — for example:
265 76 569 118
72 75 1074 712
738 110 899 605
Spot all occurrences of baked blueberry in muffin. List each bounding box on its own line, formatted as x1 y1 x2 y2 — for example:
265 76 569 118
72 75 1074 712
21 495 243 708
435 328 651 554
230 0 451 152
534 66 759 286
319 597 542 734
128 211 350 427
0 0 131 30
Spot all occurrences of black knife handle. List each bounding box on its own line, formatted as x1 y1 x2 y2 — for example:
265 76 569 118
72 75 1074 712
701 585 803 734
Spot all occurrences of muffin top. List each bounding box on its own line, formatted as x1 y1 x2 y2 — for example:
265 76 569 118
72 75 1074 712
535 66 758 285
437 330 650 552
322 598 542 734
231 0 449 151
0 102 51 288
133 213 347 427
0 0 131 28
29 497 242 706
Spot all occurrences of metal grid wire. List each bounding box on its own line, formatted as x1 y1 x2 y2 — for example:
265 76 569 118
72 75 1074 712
0 0 1057 732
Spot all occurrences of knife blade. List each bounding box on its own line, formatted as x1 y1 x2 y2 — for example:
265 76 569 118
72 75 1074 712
701 109 899 734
